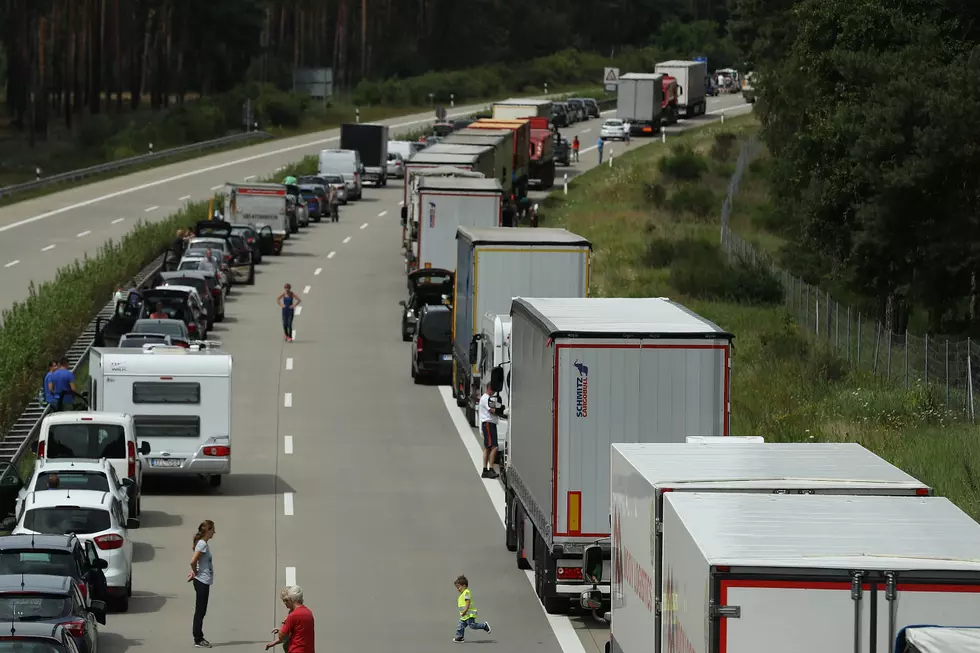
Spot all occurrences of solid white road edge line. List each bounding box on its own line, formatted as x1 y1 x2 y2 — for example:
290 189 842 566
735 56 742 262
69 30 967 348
144 206 158 213
284 492 294 516
284 392 293 408
76 231 90 238
4 260 19 268
314 267 323 275
360 223 368 230
284 436 293 455
285 567 296 586
327 251 335 259
41 245 55 252
111 218 124 224
0 106 489 235
378 210 387 217
302 285 311 294
342 236 351 244
437 386 589 653
285 358 294 370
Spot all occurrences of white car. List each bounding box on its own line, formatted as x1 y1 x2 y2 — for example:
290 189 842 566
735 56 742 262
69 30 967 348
387 152 405 179
600 119 628 140
179 253 230 291
16 459 133 522
13 489 135 611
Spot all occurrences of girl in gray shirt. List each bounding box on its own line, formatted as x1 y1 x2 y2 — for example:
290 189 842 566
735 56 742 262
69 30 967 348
189 520 215 648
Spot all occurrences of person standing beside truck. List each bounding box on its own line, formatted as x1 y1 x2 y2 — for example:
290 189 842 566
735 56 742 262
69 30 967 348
479 386 502 479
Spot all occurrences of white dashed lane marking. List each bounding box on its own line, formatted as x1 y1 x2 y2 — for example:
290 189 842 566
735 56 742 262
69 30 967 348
327 252 335 259
302 285 311 294
285 358 294 370
144 206 158 213
378 211 387 217
342 236 351 244
41 245 55 252
4 260 19 268
360 223 368 230
284 436 293 454
284 493 294 516
314 267 323 275
284 393 293 408
76 231 90 238
111 218 125 224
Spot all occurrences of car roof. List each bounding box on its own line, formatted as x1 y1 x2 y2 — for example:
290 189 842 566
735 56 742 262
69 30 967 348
0 534 79 551
0 574 73 594
42 412 131 427
24 489 112 509
155 284 199 297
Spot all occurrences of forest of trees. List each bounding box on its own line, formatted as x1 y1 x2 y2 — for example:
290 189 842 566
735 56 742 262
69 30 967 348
733 0 980 336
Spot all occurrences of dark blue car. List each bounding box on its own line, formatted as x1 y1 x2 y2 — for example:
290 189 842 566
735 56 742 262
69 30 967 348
0 622 84 653
0 575 105 653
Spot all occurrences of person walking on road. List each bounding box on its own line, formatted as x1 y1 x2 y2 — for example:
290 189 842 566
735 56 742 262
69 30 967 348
572 135 580 162
265 586 315 652
453 575 491 643
479 385 503 479
188 520 215 648
597 137 605 165
277 284 301 342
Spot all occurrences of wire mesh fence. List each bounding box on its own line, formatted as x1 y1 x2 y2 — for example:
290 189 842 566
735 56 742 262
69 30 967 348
719 136 979 421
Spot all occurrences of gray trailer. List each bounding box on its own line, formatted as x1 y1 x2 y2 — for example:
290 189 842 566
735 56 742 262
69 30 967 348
616 73 664 135
403 149 496 205
442 130 513 194
654 60 708 118
453 228 592 426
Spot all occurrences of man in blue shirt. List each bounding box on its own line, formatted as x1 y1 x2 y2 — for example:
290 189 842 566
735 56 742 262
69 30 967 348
48 357 76 411
41 360 57 406
597 137 605 164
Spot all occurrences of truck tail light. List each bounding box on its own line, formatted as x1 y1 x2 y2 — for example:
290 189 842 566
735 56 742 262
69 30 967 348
203 446 230 457
557 567 583 580
94 534 124 550
416 337 423 353
127 441 136 479
188 323 197 334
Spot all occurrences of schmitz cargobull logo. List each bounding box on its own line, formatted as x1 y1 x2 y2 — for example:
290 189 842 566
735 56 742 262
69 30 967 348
574 360 589 418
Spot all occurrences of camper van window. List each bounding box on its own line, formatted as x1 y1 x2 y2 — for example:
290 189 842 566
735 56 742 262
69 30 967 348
133 415 201 438
132 381 201 404
46 424 126 459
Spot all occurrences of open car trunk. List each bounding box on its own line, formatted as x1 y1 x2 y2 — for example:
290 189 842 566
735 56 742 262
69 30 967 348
407 268 454 307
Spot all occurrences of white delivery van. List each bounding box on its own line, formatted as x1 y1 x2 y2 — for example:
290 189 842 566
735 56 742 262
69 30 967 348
506 297 734 613
318 149 363 200
412 177 502 273
661 493 980 653
897 627 980 653
605 442 933 653
88 345 232 487
476 313 512 459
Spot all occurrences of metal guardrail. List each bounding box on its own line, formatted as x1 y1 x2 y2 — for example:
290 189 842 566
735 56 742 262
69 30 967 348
0 131 273 199
0 252 169 465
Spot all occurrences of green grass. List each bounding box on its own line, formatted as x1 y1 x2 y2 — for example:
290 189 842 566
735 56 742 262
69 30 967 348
0 84 608 210
538 114 980 520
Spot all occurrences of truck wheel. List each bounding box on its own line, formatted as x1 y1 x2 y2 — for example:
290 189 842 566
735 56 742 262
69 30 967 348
544 596 570 615
465 401 477 427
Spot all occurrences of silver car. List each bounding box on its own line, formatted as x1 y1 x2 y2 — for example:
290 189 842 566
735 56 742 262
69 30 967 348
387 152 405 179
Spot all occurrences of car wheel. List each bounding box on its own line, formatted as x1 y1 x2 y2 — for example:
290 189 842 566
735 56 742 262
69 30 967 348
209 475 222 487
402 329 411 342
216 311 224 323
248 268 255 285
113 586 130 613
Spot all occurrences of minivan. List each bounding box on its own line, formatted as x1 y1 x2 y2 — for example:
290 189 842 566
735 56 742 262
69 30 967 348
318 149 363 200
411 304 453 383
36 412 150 519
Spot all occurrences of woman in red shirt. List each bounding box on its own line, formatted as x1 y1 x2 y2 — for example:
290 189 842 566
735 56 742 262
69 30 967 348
266 586 314 652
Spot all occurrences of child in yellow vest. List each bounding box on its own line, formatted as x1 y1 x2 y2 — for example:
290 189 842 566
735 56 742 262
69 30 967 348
454 575 492 642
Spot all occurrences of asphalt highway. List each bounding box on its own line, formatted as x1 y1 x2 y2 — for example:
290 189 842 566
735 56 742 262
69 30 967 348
8 93 751 653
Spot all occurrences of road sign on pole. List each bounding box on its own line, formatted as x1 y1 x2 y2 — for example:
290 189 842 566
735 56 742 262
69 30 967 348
603 67 620 93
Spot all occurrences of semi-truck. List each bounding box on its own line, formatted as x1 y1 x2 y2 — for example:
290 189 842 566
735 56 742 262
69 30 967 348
492 98 554 120
223 182 289 255
604 442 934 653
527 116 556 189
340 123 390 185
452 228 592 426
658 492 980 653
654 60 708 118
617 73 665 136
402 166 486 255
403 149 495 206
504 297 733 614
661 75 679 126
441 129 514 194
410 177 503 273
468 119 531 197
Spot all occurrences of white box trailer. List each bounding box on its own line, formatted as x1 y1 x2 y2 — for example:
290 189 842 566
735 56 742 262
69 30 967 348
412 177 503 273
898 627 980 653
617 73 665 134
402 166 487 256
403 151 494 206
654 60 708 118
452 228 592 426
606 442 933 653
223 183 289 255
661 493 980 653
492 98 554 120
504 297 733 613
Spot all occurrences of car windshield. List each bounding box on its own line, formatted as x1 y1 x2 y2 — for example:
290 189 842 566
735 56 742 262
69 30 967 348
324 176 343 184
0 551 76 577
133 321 186 337
605 120 623 126
34 471 110 493
23 508 110 535
120 334 168 348
46 423 126 459
420 310 452 341
0 642 66 653
0 595 72 621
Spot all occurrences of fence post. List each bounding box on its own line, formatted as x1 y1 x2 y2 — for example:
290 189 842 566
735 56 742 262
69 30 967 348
805 285 810 329
815 290 820 337
825 291 831 340
873 321 880 376
835 300 840 348
904 329 909 389
857 312 862 367
924 333 929 385
968 338 975 423
886 328 893 379
846 306 851 361
945 340 950 410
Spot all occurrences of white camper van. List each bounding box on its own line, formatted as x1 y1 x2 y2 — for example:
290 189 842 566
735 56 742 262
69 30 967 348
88 345 232 487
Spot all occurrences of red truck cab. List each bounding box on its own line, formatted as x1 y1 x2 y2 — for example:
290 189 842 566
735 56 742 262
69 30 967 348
662 75 679 126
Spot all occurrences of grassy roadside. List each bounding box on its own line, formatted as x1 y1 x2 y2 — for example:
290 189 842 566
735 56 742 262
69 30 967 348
0 85 607 211
538 115 980 520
